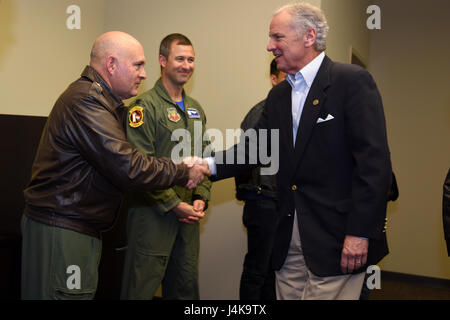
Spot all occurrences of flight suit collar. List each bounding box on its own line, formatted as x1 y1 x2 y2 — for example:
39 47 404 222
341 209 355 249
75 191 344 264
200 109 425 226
154 78 186 107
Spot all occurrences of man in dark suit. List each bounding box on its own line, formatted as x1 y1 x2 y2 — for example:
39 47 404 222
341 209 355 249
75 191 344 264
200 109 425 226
202 2 391 299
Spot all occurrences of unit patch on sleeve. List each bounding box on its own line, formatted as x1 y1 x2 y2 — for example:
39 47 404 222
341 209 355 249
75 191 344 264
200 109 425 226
187 108 200 119
168 107 181 123
129 106 144 128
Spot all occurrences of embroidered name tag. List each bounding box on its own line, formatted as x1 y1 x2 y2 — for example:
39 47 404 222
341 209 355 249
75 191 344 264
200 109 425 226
187 108 200 119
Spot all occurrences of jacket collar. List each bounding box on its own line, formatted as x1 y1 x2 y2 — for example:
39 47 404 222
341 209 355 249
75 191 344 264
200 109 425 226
80 66 124 109
287 51 325 89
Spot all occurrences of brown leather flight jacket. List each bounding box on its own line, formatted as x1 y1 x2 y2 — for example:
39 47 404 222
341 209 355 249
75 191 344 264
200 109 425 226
24 66 189 238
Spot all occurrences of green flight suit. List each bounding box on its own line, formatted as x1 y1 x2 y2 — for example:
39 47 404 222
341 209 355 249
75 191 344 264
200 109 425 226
120 79 211 300
21 215 102 300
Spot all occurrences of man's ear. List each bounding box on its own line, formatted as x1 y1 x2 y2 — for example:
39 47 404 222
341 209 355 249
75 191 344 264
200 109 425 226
158 54 167 68
270 74 278 87
106 56 117 75
304 27 317 48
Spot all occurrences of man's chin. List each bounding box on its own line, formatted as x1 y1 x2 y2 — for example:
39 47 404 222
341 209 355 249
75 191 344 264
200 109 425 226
176 79 189 86
275 61 287 73
130 88 140 96
119 91 137 101
178 74 191 82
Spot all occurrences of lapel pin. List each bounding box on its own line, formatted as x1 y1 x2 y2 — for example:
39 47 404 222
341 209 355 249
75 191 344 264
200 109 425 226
313 99 319 106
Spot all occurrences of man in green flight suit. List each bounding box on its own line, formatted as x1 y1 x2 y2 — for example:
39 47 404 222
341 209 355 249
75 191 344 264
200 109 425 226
121 33 211 300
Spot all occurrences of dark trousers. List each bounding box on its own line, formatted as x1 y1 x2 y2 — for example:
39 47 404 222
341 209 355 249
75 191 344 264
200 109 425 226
239 198 278 300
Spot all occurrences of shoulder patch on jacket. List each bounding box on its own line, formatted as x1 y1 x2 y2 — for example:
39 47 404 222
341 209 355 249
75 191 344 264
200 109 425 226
129 106 144 128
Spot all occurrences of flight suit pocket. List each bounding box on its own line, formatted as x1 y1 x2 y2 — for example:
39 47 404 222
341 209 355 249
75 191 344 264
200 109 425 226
50 227 101 300
52 263 99 300
54 287 96 300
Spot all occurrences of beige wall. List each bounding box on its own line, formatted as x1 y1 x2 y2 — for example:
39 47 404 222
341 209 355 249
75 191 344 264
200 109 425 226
369 0 450 279
322 0 370 63
0 0 105 116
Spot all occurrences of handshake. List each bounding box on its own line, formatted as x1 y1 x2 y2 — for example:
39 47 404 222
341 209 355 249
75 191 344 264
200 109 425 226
183 156 211 190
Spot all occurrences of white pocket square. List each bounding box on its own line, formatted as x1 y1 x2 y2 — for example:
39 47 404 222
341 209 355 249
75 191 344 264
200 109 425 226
317 114 334 123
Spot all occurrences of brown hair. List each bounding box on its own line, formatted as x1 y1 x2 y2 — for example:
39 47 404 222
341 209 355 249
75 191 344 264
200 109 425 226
159 33 193 58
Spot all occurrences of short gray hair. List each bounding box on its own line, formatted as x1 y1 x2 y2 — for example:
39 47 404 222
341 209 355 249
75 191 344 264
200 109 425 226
275 2 329 51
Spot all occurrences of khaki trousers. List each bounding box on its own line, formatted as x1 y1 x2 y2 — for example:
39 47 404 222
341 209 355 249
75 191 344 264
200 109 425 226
275 211 365 300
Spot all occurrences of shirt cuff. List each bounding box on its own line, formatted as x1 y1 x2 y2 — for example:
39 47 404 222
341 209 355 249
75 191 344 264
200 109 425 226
205 157 217 176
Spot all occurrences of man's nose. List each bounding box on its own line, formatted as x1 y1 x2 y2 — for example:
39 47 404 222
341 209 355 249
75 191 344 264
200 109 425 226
140 68 147 79
183 60 192 69
267 40 275 52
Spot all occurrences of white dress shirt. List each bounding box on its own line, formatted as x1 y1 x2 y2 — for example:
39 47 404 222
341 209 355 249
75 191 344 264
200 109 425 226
287 51 325 146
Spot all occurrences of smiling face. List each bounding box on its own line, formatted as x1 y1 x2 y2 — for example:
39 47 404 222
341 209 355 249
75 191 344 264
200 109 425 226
267 10 311 75
160 42 195 87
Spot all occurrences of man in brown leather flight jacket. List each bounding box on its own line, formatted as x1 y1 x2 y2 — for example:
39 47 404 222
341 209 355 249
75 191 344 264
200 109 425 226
21 31 209 300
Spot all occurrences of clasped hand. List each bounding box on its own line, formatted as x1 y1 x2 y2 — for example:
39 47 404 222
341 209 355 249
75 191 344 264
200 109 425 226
173 200 206 224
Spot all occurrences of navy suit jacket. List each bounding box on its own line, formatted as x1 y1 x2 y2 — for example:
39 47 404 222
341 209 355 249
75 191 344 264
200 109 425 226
214 56 391 276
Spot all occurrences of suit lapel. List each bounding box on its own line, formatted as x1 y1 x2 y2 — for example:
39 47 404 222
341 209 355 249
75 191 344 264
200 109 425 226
293 56 332 170
278 83 296 168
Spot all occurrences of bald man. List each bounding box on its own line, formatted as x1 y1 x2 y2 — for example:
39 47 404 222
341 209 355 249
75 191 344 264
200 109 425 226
21 31 209 300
